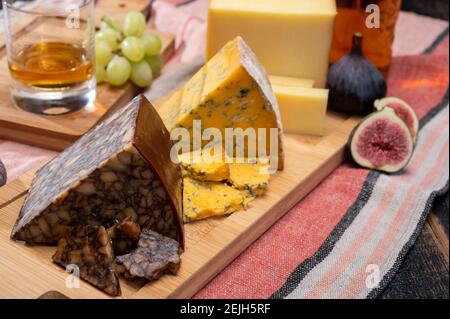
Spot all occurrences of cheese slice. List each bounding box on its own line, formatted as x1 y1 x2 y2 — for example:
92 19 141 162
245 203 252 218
269 76 315 89
180 151 270 221
183 177 248 222
159 37 284 170
178 150 270 197
229 162 270 197
179 154 230 183
274 86 329 136
178 148 230 182
207 0 336 88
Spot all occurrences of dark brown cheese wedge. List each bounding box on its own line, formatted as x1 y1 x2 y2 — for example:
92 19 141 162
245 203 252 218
52 225 121 297
11 95 184 248
107 217 141 256
116 229 181 281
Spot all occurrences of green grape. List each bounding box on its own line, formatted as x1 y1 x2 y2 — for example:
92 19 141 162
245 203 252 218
144 54 162 76
95 40 113 66
130 60 153 88
101 16 122 33
121 37 145 62
141 33 162 56
124 11 146 37
95 27 121 51
100 21 112 32
106 56 131 86
96 64 106 84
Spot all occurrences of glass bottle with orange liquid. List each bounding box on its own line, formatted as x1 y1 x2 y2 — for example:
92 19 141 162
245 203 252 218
330 0 402 77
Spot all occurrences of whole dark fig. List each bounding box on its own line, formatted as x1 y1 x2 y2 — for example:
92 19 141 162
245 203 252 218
327 33 387 115
0 158 6 187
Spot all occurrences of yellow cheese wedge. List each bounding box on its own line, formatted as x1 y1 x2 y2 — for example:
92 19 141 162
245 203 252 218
274 86 329 136
159 37 284 170
207 0 336 88
229 162 270 197
269 76 315 89
183 177 248 222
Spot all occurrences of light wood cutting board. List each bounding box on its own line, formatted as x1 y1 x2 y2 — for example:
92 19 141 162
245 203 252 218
0 111 361 299
0 0 175 151
0 0 363 299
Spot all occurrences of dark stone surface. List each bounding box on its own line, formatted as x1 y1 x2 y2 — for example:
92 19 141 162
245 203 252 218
402 0 449 21
434 192 449 237
380 220 449 299
380 191 449 299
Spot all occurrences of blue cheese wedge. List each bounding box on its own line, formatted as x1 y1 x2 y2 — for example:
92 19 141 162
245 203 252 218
183 177 248 222
158 37 284 170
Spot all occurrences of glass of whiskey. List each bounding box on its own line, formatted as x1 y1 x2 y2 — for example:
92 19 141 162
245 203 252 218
2 0 95 115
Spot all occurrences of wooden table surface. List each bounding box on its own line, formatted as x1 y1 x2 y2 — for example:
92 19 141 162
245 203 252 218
379 194 449 299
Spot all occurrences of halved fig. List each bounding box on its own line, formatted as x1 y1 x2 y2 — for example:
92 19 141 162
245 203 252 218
349 107 415 173
375 97 419 144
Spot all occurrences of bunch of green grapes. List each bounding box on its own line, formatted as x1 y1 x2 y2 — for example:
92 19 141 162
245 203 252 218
95 12 163 88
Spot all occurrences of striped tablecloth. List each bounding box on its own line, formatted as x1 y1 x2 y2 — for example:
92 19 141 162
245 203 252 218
0 0 448 299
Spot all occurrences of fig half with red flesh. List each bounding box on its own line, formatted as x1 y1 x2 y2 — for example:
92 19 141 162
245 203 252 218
349 107 415 173
375 97 419 144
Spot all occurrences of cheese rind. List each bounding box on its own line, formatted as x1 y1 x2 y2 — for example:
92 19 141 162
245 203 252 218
12 96 184 247
207 0 336 88
159 37 284 170
274 86 329 136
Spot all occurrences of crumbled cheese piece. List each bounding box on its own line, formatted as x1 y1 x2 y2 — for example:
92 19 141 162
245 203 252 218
183 178 248 222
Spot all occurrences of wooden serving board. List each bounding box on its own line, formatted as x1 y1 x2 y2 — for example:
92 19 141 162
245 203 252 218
0 112 360 299
0 0 175 151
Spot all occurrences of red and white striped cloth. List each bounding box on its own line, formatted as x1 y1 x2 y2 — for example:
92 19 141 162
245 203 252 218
0 0 448 299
